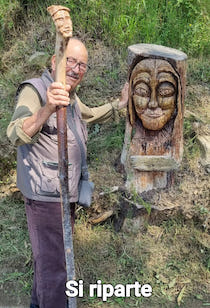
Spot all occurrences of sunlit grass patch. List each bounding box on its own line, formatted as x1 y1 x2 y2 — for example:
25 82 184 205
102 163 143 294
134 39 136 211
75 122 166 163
0 197 32 300
73 215 209 307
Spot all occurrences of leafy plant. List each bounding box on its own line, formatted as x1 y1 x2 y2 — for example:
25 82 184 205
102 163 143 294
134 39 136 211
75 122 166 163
0 0 209 56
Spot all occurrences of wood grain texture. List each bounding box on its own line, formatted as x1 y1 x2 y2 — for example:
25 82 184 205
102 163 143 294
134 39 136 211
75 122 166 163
121 44 187 194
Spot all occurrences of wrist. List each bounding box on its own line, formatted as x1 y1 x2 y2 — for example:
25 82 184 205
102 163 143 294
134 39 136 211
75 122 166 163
111 99 120 110
118 99 128 110
43 104 56 116
111 99 120 123
118 100 123 110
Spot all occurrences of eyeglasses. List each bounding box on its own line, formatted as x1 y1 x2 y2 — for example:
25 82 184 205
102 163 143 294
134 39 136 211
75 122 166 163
66 57 90 72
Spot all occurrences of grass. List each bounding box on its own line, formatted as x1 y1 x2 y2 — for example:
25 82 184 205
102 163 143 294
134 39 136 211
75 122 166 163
0 197 33 300
0 0 209 55
87 119 125 162
187 57 210 85
183 117 200 167
1 193 209 307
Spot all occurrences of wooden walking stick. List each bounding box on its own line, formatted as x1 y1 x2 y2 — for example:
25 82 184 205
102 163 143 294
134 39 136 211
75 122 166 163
47 5 77 308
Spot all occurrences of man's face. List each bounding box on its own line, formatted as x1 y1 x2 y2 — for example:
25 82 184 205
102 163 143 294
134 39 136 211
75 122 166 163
131 59 177 130
53 10 72 38
51 40 88 91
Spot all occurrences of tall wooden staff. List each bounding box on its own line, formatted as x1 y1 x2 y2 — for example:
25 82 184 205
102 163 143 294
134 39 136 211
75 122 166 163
47 5 76 308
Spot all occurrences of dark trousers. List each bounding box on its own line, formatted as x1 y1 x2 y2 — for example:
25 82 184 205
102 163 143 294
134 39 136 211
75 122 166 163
25 198 75 308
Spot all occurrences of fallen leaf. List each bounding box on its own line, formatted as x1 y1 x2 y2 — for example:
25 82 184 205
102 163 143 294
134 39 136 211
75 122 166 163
177 286 186 306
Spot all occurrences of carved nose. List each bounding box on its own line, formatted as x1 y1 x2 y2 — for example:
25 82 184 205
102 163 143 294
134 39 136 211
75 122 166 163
148 99 158 109
148 89 158 109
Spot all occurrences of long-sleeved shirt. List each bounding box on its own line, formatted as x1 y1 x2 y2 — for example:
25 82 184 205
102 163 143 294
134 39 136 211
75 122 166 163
7 84 119 146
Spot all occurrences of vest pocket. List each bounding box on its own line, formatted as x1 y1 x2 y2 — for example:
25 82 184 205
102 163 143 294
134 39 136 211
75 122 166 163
36 161 60 197
36 161 73 197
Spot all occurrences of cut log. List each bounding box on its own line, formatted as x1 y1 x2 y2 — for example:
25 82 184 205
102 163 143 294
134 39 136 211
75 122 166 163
121 44 187 195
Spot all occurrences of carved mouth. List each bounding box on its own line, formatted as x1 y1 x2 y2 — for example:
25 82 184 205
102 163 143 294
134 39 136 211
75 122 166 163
61 28 72 36
146 113 162 118
143 109 163 118
64 28 71 32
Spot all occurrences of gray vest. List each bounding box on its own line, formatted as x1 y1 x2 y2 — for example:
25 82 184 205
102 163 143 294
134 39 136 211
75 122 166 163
17 70 88 202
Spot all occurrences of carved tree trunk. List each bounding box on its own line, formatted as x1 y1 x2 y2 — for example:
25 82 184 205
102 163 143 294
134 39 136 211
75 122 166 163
121 44 187 194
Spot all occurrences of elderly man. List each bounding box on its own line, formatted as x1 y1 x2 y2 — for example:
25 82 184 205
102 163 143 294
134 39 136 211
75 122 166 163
7 38 128 308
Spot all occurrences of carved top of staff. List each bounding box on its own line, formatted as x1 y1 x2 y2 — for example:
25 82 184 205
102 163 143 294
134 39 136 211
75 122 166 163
47 5 73 38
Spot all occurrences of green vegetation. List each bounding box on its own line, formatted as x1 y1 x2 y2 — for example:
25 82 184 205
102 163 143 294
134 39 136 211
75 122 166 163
0 0 209 55
88 120 125 162
187 57 210 84
0 197 33 298
183 117 200 162
74 216 209 307
1 195 209 307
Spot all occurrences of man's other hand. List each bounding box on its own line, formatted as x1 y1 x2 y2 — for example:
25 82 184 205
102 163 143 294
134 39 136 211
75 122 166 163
119 81 129 110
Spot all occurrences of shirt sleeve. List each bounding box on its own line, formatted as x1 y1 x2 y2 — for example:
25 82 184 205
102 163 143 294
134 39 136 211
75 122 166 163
7 85 42 146
75 94 119 124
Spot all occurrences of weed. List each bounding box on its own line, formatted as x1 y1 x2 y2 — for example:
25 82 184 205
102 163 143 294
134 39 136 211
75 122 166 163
183 118 200 168
87 119 125 162
187 57 210 84
129 186 152 215
0 197 32 300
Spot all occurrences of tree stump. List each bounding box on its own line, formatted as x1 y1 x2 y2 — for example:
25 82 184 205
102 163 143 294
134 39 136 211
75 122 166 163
121 44 187 194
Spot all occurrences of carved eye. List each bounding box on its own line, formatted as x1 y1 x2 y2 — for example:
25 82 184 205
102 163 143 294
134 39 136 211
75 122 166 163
134 83 150 97
56 18 64 23
158 82 175 97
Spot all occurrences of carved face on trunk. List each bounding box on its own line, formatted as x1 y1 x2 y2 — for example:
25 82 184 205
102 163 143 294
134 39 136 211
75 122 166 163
130 59 177 130
53 9 73 38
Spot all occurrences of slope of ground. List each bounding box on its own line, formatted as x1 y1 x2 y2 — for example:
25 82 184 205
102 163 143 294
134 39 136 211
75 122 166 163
0 30 209 308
